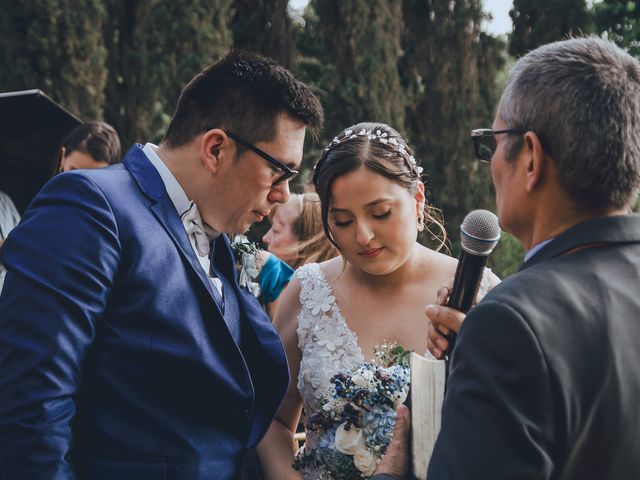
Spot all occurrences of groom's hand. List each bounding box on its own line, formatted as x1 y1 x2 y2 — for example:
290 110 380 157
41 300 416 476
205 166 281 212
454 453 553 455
373 404 410 480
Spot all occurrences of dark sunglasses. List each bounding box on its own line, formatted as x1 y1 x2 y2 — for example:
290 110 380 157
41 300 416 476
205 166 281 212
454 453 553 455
471 128 527 162
224 131 299 186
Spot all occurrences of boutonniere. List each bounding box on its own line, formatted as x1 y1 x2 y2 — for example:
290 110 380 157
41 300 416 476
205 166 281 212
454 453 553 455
230 234 262 298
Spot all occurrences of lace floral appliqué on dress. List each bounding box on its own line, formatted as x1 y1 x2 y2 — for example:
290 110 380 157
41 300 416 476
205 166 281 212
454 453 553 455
296 264 368 479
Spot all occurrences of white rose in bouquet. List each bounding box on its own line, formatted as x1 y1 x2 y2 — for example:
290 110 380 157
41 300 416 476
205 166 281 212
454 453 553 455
334 423 365 455
354 446 377 476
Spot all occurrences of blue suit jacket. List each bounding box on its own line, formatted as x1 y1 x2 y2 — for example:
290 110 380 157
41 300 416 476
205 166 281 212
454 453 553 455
0 145 290 480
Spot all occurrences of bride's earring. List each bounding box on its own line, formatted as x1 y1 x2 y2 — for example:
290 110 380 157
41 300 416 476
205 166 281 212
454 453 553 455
417 213 425 232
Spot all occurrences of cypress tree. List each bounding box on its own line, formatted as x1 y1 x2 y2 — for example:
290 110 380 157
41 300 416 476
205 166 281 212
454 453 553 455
0 0 108 119
402 0 501 245
299 0 406 143
231 0 297 69
509 0 593 57
103 0 233 147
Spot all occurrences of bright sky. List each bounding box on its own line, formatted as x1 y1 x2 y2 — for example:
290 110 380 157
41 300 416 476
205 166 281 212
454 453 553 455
288 0 514 36
482 0 512 36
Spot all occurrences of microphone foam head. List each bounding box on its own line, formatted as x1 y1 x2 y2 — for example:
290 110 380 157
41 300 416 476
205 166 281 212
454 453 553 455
460 209 501 255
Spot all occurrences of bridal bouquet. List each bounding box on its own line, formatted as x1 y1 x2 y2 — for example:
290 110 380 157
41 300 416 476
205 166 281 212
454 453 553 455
294 343 410 479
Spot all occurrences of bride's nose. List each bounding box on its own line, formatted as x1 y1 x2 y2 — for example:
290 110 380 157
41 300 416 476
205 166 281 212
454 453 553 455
355 220 374 246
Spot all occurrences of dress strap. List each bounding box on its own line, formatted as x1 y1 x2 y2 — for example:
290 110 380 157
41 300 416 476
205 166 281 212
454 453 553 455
296 263 324 307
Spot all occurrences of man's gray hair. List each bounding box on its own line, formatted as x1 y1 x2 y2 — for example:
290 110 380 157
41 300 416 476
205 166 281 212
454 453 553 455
499 37 640 209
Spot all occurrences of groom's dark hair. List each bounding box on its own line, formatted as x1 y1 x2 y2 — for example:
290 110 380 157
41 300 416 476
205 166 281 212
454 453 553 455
163 50 323 147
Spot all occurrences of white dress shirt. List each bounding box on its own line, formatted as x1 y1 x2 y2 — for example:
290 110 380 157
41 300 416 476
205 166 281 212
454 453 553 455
142 143 223 298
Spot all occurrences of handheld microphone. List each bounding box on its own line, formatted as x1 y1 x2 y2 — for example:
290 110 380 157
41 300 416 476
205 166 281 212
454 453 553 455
445 210 501 357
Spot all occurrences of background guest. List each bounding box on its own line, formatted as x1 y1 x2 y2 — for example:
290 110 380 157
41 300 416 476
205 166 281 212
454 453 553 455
58 121 121 173
259 192 338 318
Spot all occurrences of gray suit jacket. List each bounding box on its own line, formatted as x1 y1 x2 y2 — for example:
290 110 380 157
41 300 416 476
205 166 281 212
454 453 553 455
427 214 640 479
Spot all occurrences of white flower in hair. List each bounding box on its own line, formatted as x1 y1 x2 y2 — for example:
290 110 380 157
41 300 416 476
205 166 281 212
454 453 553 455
320 125 425 178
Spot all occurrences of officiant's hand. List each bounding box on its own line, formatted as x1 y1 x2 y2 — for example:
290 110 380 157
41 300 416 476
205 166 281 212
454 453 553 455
426 286 466 359
372 404 410 480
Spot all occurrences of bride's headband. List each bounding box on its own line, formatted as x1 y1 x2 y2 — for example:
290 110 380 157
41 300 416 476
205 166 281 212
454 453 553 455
313 127 424 185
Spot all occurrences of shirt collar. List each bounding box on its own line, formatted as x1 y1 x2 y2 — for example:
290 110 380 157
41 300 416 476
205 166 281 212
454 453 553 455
142 143 220 239
524 237 554 263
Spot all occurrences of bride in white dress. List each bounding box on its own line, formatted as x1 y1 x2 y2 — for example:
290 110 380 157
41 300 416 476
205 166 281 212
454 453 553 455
258 122 499 479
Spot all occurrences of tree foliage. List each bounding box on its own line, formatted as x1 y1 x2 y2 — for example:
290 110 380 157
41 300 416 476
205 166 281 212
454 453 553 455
594 0 640 57
0 0 549 276
0 0 108 119
231 0 297 69
402 0 503 249
0 0 232 147
103 0 233 146
509 0 593 57
299 0 407 143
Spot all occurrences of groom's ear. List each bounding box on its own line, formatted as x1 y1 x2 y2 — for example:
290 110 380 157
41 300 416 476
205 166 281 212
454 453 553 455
200 129 231 175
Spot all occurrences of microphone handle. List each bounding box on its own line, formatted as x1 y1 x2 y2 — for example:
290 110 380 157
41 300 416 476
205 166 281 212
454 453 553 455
445 251 488 356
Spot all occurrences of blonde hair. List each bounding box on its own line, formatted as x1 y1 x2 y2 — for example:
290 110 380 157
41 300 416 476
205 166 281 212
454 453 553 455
269 193 338 268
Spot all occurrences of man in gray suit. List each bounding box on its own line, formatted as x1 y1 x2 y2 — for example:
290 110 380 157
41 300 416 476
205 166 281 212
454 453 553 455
373 37 640 480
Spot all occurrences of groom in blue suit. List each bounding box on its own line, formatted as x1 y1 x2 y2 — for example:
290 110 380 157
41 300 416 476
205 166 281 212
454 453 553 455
0 51 323 479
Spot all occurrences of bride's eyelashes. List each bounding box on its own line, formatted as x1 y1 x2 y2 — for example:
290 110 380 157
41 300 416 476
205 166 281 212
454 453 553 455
331 210 393 228
373 210 392 220
333 219 352 228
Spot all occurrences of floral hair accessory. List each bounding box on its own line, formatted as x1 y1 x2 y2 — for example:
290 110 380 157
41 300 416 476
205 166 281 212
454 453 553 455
320 127 424 177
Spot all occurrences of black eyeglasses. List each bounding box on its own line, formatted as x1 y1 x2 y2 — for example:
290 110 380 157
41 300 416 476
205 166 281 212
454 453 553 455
224 131 299 186
471 128 527 162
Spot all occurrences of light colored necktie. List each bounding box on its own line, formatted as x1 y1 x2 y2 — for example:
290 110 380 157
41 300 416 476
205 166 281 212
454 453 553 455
180 202 223 299
180 201 210 257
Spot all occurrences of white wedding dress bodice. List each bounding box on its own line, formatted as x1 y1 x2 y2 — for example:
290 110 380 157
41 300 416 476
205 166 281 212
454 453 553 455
296 263 365 415
296 263 365 462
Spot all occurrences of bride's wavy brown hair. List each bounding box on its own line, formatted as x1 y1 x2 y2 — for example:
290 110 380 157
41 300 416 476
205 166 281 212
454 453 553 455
312 121 447 252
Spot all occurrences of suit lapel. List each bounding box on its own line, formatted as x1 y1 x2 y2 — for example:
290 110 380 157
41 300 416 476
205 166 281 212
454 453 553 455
217 236 290 382
122 145 225 319
123 145 288 394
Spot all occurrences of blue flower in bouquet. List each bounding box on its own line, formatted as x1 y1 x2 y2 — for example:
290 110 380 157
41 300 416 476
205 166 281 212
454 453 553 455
363 408 397 452
318 424 338 449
